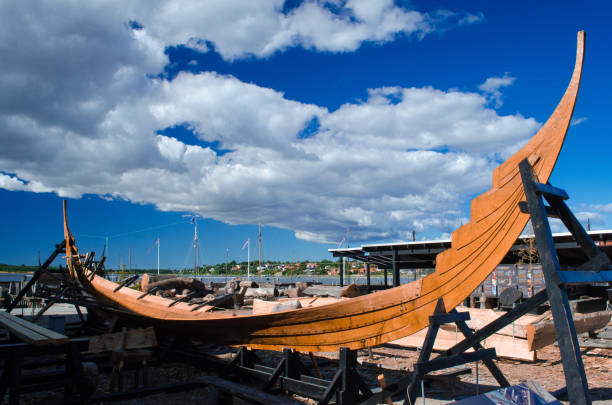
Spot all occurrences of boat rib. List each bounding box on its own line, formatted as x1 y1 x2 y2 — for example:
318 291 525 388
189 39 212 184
64 31 585 352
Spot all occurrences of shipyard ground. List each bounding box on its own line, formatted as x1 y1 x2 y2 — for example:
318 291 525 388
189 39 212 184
7 338 610 404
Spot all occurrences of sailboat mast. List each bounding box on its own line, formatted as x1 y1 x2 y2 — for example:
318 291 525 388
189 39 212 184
258 223 262 283
247 239 250 280
157 237 160 275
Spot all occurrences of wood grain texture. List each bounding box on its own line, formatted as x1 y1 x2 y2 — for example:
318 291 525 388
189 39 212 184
390 327 536 362
63 32 585 352
526 310 610 351
0 311 69 346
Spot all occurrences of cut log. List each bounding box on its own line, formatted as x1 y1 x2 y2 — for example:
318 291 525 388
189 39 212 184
301 284 360 298
284 288 302 298
376 374 393 405
253 299 302 314
244 287 279 298
147 277 211 294
240 280 259 288
206 293 240 309
526 310 611 350
295 281 310 291
140 273 175 292
206 286 249 309
341 284 360 298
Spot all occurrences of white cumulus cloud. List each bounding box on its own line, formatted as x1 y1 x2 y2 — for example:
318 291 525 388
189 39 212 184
0 1 540 244
479 73 516 108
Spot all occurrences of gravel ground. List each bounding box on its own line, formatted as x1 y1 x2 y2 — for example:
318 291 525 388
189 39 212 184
7 343 611 404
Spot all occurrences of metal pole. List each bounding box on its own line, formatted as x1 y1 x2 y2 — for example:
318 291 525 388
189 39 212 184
392 247 400 287
366 263 371 293
476 361 479 395
258 223 262 283
247 239 250 280
421 379 426 405
194 217 198 275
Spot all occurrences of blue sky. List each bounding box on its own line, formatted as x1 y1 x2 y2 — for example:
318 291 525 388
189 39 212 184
1 1 611 269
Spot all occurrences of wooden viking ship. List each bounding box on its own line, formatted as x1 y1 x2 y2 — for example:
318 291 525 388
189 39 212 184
63 32 585 352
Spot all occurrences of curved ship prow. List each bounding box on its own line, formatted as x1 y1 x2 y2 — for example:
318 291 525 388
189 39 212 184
63 32 585 352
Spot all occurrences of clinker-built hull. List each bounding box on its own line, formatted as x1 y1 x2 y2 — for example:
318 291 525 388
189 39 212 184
64 32 585 352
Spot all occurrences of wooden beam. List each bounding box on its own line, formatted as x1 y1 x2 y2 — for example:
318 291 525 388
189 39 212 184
520 159 592 405
0 311 68 345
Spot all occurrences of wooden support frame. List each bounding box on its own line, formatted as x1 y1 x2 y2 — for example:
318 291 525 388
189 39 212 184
55 375 302 405
363 304 506 405
401 306 504 405
223 346 372 404
0 339 89 404
6 240 65 313
446 289 549 356
518 159 612 405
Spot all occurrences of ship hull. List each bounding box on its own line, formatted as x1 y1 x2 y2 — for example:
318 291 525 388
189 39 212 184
64 32 585 352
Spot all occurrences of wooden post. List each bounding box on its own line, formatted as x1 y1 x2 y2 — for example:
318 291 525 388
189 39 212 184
366 263 371 293
376 374 393 405
339 259 344 287
519 159 592 405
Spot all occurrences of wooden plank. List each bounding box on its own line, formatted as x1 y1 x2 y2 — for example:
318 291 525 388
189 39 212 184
391 327 536 362
440 306 548 339
200 375 302 405
0 320 49 346
88 327 158 353
0 312 50 346
526 310 611 350
448 290 549 356
0 311 68 345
